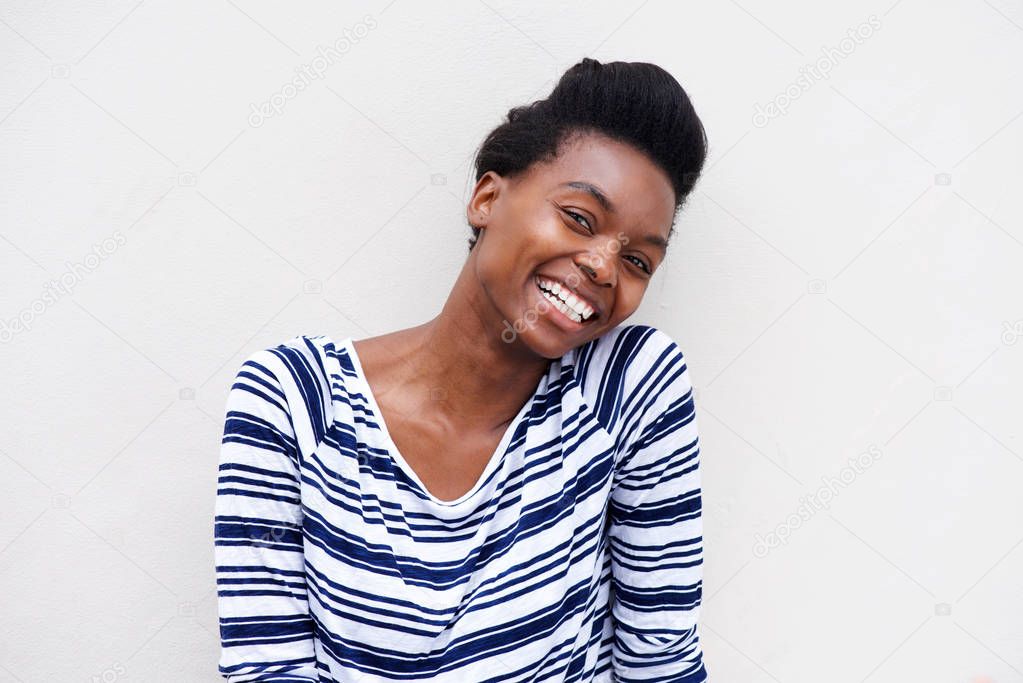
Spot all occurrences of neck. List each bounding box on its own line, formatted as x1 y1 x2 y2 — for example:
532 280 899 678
403 257 553 432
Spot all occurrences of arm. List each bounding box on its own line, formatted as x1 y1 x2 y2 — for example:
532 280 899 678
214 349 319 681
608 332 708 682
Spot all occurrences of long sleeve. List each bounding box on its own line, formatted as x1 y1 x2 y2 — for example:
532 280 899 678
608 332 708 682
213 349 319 681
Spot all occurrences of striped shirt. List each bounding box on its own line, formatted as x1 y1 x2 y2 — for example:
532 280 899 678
214 323 707 682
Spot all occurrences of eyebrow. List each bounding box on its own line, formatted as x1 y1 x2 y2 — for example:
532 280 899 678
561 181 617 215
643 233 669 252
559 180 669 252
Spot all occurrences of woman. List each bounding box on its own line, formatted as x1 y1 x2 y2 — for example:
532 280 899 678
214 57 709 681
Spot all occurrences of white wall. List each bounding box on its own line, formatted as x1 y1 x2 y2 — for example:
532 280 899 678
1 1 1021 681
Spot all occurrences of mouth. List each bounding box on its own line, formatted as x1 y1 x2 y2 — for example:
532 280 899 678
534 275 600 326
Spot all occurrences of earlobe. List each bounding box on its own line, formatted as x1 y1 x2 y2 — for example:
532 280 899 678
468 209 489 232
468 210 490 233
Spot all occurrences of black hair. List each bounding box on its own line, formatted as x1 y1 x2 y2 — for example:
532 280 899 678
466 57 708 252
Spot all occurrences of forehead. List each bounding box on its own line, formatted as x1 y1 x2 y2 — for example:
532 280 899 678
525 134 676 230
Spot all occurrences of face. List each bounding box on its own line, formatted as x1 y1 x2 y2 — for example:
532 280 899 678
467 132 676 359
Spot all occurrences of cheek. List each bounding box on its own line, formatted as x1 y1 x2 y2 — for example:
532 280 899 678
472 236 534 308
608 281 648 321
492 214 568 274
529 214 573 251
501 199 566 247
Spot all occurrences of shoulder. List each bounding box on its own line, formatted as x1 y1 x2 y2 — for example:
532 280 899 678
238 334 334 392
572 323 692 435
574 323 690 391
233 333 338 455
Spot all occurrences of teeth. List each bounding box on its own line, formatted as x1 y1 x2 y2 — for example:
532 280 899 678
541 290 583 322
535 276 595 322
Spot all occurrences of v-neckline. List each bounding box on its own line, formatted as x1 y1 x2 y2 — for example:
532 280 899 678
339 336 546 506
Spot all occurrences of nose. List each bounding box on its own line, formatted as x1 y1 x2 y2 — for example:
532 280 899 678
575 245 616 288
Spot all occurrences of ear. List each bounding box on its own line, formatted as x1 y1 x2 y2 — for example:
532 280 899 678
466 171 502 230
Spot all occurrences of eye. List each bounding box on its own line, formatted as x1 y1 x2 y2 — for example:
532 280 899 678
563 209 593 232
623 254 652 274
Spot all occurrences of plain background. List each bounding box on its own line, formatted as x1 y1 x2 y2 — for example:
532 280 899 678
2 0 1022 681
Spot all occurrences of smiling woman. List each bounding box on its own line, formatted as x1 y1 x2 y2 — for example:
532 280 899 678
465 57 707 361
214 57 710 682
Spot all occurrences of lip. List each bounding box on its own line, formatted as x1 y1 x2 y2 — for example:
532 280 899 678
534 274 601 325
